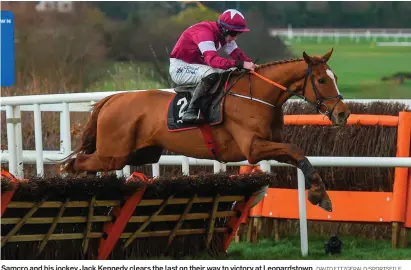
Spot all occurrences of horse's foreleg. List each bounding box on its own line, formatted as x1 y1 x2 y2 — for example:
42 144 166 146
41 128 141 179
248 137 332 212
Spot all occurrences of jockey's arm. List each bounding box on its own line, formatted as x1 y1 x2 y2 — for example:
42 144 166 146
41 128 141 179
194 35 242 70
203 50 243 70
223 41 253 62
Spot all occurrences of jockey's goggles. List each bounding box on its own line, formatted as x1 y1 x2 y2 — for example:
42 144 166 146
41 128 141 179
225 30 241 37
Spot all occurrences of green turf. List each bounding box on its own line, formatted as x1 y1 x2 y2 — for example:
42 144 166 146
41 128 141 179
173 235 410 260
144 234 410 260
288 37 411 99
87 61 168 92
222 235 410 260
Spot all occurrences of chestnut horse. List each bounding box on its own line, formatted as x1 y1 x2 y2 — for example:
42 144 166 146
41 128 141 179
61 49 351 212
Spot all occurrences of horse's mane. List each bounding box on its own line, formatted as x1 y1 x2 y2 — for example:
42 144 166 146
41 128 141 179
256 58 304 69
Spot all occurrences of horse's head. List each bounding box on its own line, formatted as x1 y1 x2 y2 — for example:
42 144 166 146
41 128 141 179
297 48 350 126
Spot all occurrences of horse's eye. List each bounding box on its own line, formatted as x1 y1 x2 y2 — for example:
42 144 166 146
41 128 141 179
318 78 325 84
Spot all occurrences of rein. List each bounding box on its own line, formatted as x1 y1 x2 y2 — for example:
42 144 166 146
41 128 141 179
227 66 343 118
218 69 277 109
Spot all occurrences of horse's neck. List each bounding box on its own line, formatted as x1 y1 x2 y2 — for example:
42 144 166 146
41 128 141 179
257 61 306 106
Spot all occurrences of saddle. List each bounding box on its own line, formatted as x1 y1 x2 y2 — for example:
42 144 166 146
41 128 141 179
167 71 234 132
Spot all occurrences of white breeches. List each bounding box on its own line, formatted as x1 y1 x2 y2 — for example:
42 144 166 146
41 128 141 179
169 58 229 85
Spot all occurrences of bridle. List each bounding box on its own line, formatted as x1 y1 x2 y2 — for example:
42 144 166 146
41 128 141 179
292 65 344 118
225 64 344 119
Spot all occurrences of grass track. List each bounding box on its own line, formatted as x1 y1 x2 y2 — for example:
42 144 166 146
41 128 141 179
223 236 410 260
173 235 410 260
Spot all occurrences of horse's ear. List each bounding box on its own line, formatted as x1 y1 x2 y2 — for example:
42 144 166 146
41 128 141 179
322 48 334 62
303 51 312 65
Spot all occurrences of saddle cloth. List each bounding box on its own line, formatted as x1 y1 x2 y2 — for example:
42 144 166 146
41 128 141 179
166 71 232 132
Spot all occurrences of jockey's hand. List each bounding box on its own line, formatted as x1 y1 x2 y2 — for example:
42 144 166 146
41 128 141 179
243 61 255 71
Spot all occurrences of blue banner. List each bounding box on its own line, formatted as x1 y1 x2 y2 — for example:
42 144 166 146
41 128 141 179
1 11 15 87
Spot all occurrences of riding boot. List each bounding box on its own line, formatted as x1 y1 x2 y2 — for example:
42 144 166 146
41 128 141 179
182 73 220 125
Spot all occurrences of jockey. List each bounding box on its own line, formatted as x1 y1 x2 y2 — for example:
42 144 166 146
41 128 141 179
169 9 255 124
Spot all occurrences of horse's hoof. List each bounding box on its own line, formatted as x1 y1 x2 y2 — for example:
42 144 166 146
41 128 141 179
308 191 322 206
319 199 333 212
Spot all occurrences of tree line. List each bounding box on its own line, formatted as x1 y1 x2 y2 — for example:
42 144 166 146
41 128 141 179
94 1 411 28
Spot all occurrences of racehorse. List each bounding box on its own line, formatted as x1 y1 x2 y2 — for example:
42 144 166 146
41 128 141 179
61 49 350 212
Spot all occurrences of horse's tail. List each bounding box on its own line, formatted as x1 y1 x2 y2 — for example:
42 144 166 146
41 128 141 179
60 94 115 173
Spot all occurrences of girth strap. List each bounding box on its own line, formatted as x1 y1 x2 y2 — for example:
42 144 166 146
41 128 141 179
198 123 219 161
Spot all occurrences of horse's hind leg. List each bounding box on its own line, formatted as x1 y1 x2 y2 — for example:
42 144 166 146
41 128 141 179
247 137 332 212
73 153 129 173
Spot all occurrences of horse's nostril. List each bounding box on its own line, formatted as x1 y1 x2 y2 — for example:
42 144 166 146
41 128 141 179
338 111 348 122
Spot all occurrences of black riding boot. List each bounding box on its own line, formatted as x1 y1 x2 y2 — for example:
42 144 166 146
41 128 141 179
182 73 220 125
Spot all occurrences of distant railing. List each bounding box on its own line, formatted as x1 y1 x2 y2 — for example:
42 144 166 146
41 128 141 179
269 26 411 45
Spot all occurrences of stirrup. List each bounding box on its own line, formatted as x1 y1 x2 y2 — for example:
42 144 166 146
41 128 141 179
182 110 204 124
